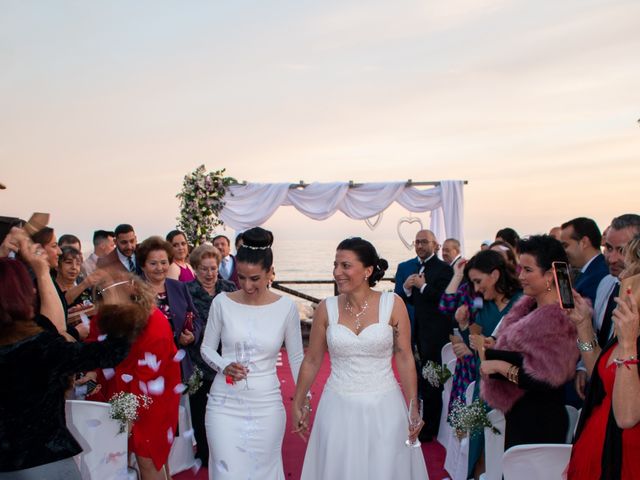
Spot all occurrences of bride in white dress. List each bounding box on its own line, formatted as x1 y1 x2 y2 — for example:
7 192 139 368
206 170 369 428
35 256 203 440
292 237 429 480
201 228 304 479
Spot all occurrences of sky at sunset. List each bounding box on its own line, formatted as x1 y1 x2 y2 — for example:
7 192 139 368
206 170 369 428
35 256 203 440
2 0 639 255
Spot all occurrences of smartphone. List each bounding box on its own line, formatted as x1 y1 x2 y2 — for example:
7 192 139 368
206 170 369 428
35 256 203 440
552 261 575 310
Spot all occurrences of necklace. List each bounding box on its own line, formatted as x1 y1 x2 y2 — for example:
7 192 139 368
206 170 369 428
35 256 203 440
345 298 369 333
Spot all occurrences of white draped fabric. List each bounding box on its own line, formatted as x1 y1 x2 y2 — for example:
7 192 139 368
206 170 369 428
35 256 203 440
219 180 465 249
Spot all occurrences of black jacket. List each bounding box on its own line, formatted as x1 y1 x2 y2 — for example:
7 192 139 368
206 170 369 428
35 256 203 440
0 316 130 472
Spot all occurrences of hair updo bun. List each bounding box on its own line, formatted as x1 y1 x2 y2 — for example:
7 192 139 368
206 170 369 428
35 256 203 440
336 237 388 287
236 227 274 271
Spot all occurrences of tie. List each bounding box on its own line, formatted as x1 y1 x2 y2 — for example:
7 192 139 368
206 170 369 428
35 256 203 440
418 260 427 274
598 283 620 348
127 256 135 273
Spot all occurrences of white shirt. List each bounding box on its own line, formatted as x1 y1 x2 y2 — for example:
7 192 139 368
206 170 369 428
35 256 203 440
117 249 136 272
580 252 600 274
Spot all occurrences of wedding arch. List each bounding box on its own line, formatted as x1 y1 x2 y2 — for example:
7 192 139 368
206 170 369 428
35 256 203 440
177 166 466 251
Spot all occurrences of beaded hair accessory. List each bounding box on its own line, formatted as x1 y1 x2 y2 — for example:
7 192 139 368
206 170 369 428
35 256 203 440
240 244 272 251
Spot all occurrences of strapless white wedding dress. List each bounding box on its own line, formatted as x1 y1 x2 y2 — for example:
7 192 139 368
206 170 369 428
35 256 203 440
301 291 429 480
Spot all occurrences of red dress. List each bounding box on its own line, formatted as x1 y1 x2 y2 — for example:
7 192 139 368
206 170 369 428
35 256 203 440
568 346 640 479
93 308 181 470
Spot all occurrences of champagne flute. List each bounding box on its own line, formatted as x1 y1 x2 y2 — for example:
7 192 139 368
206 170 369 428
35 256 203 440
405 398 423 447
235 341 251 390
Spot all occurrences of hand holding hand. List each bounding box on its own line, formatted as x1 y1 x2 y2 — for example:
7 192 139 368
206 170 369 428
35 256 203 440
291 401 310 441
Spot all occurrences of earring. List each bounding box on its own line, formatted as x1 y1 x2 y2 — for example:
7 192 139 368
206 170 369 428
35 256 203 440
545 280 552 292
364 276 369 281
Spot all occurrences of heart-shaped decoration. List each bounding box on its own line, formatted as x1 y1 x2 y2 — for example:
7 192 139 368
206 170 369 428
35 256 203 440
364 213 383 230
397 216 424 250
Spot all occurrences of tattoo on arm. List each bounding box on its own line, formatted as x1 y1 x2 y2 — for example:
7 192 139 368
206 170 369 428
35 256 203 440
392 324 401 353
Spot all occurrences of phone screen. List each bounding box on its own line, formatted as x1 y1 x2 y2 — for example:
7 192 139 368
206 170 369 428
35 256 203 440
553 262 575 310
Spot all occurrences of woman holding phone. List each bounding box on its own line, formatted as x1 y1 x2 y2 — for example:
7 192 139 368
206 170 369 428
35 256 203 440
567 232 640 479
479 235 579 449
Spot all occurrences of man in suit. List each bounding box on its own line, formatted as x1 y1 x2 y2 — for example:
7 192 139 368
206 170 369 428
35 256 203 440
441 238 462 267
403 229 453 440
213 234 240 288
560 217 609 306
394 242 424 329
575 214 640 399
97 224 140 275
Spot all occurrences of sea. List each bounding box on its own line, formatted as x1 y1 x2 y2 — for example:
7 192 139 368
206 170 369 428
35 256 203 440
270 238 414 318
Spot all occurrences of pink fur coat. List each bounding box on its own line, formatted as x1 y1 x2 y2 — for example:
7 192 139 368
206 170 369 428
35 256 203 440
480 296 579 413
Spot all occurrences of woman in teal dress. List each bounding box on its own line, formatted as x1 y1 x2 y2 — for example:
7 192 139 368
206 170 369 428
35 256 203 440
452 250 521 478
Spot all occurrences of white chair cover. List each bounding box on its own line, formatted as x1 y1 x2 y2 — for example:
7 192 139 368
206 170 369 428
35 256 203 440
168 395 197 475
441 342 456 366
479 409 506 480
502 444 572 480
444 381 476 480
436 359 458 447
565 405 579 443
65 400 129 480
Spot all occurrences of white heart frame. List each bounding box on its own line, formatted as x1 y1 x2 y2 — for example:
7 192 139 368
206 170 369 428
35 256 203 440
397 216 424 250
364 213 383 230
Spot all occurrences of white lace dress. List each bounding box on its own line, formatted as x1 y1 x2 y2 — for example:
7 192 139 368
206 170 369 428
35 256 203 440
201 293 304 480
301 291 429 480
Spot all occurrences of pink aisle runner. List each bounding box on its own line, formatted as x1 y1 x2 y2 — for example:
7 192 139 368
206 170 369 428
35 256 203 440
175 349 447 479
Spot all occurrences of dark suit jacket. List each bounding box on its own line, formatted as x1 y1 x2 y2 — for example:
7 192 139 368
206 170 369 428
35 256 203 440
407 255 453 363
165 278 202 380
575 253 609 307
394 257 421 324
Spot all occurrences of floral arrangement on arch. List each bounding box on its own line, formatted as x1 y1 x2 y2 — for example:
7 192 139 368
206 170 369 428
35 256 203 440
176 165 236 246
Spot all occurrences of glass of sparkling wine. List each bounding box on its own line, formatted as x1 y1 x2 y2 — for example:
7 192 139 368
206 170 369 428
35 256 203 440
405 398 423 447
235 341 251 390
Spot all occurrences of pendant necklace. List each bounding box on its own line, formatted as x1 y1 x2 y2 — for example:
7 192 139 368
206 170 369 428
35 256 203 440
345 298 369 333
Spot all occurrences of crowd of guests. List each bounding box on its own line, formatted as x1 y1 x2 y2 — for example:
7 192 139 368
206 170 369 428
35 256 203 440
1 212 640 480
394 214 640 480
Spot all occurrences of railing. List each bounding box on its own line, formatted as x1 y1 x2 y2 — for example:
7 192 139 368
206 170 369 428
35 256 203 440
271 277 397 305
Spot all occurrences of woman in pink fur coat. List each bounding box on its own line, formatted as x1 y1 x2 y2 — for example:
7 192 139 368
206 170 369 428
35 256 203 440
480 235 578 449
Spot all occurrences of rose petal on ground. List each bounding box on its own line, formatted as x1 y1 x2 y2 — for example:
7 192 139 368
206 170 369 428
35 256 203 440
167 427 174 444
120 374 133 383
173 383 187 394
97 334 107 342
102 368 115 380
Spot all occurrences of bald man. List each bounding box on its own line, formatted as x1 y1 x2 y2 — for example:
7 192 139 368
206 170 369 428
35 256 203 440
403 229 453 440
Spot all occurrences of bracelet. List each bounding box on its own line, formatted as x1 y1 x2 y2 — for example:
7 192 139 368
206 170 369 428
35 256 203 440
506 365 520 384
577 335 599 352
613 356 640 369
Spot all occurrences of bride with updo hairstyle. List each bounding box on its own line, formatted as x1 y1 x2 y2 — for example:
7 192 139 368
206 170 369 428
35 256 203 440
200 227 304 479
292 237 429 480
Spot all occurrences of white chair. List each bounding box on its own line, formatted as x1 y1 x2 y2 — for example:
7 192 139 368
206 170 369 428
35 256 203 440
502 444 572 480
65 400 129 480
479 409 506 480
444 381 476 480
436 359 458 447
565 405 579 443
441 342 456 366
168 395 198 475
